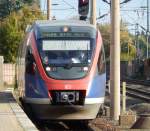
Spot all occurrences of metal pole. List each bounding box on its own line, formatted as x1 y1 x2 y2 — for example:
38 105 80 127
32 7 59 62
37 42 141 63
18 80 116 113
147 0 149 58
122 82 126 112
108 80 110 94
90 0 96 28
47 0 51 20
147 35 149 58
110 0 120 120
136 24 140 60
0 56 4 90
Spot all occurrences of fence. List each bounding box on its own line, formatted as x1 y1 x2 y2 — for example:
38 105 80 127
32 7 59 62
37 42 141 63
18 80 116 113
3 64 15 85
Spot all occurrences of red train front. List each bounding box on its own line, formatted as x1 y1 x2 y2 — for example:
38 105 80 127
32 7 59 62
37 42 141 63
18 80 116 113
17 20 106 121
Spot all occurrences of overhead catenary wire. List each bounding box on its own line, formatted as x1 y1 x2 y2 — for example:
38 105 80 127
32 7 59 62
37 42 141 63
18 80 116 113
121 9 146 27
44 0 46 12
101 0 133 5
41 8 76 11
62 0 77 11
39 0 147 29
122 8 147 27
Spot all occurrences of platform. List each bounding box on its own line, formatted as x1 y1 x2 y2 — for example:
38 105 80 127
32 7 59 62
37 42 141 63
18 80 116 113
0 87 37 131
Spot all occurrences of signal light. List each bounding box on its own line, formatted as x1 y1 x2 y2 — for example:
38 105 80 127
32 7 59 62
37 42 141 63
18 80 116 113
79 0 89 4
78 0 89 17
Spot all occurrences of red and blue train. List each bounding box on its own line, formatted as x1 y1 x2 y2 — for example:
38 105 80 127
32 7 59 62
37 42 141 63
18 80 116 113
16 20 106 121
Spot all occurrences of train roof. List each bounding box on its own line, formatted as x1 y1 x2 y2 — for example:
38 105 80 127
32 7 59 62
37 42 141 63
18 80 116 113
34 20 96 29
32 20 97 39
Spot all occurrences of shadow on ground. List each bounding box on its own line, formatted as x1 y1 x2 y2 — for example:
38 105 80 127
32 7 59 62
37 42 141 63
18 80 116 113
0 91 16 103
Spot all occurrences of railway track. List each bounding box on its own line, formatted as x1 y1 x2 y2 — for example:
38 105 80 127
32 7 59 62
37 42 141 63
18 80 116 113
37 118 117 131
106 79 150 102
38 79 149 130
125 79 150 86
125 85 150 102
125 79 150 102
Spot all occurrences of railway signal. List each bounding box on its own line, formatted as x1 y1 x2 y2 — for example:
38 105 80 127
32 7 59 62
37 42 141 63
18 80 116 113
78 0 89 20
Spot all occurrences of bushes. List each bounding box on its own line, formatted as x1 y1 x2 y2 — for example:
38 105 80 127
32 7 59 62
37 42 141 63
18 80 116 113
0 4 43 62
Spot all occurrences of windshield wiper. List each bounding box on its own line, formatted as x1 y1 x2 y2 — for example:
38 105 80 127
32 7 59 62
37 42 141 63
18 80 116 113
44 62 88 69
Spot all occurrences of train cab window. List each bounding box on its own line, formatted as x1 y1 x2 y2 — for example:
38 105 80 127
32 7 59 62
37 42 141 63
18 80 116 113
37 39 95 79
97 45 106 75
25 46 36 75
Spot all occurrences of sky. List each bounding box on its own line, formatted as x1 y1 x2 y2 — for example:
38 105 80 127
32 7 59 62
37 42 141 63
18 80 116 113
40 0 149 34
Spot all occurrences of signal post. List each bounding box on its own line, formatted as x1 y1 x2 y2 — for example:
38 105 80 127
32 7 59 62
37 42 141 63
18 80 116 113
47 0 51 20
90 0 96 28
110 0 121 120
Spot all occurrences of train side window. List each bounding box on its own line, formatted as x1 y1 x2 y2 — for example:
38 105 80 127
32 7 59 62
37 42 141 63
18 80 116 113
97 45 106 75
25 46 36 75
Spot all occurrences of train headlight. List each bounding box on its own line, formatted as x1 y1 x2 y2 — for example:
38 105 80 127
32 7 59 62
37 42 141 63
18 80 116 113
46 67 51 71
46 67 57 72
81 67 88 72
62 26 70 32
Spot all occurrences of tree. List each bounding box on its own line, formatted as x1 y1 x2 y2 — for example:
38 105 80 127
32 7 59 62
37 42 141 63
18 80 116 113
0 0 23 19
0 4 43 62
0 0 40 20
0 12 23 62
98 23 111 60
120 23 136 61
136 35 147 59
98 22 136 61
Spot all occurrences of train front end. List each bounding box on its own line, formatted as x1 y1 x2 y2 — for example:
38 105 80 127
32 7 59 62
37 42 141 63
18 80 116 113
24 20 106 120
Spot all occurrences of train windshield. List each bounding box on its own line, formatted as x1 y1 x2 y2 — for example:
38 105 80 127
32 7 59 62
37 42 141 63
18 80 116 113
36 32 95 79
42 40 91 65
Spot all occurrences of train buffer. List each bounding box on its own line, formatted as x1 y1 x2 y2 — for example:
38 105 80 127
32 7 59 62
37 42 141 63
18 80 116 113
0 87 37 131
